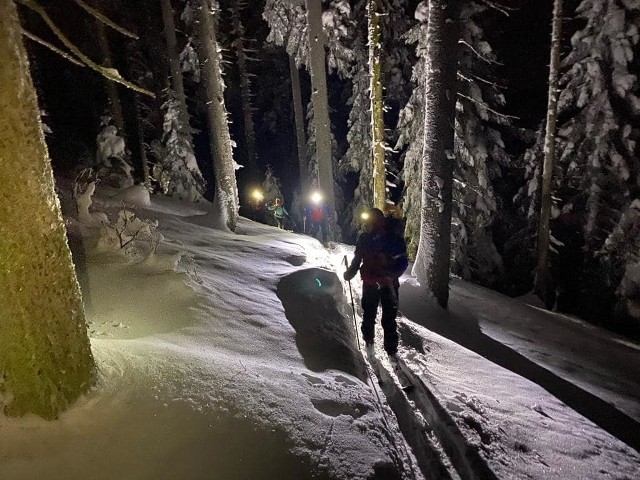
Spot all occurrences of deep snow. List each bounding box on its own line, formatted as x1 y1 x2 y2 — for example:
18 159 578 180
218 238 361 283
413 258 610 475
1 186 639 479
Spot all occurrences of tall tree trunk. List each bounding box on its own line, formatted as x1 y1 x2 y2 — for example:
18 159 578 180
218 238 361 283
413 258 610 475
231 0 257 175
306 0 336 217
289 54 308 197
133 94 151 188
536 0 563 304
368 0 386 211
95 12 125 133
160 0 188 114
0 0 95 419
412 0 461 309
198 0 239 230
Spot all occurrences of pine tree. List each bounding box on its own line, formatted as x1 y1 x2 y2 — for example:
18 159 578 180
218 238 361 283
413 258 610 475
412 0 462 308
151 91 206 201
161 0 189 115
289 54 308 196
368 0 386 210
95 2 125 135
306 0 337 219
398 2 509 288
262 165 285 205
521 0 640 319
535 0 564 303
0 0 95 419
96 117 135 188
196 0 239 230
230 0 258 175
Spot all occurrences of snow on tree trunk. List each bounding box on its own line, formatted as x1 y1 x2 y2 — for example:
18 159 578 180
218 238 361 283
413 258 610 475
231 0 257 175
535 0 563 302
95 7 125 135
161 0 188 114
197 0 239 230
290 54 308 197
368 0 386 211
306 0 337 219
0 0 95 419
412 0 461 309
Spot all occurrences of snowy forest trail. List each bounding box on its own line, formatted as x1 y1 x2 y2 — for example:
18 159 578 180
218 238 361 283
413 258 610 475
331 244 640 479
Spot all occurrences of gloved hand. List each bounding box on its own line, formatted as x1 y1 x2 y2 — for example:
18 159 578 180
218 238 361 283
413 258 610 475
343 268 357 281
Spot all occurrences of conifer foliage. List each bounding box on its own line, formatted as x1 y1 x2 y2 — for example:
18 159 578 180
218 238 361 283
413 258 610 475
151 91 206 202
398 1 510 288
519 0 640 322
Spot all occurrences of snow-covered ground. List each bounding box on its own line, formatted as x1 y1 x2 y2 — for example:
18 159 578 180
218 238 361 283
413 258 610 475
1 187 639 479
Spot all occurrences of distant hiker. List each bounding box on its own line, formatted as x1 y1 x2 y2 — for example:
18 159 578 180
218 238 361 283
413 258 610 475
304 192 331 242
250 189 266 223
344 208 409 356
267 197 289 229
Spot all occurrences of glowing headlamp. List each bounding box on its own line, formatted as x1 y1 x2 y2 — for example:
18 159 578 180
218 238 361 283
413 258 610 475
252 189 264 202
310 191 323 204
360 211 371 221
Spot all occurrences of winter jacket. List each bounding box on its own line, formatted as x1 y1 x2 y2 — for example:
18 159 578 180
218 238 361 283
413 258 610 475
268 203 288 219
305 204 330 224
345 229 408 286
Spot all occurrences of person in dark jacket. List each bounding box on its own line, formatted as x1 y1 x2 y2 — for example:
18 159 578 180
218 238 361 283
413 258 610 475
344 208 409 356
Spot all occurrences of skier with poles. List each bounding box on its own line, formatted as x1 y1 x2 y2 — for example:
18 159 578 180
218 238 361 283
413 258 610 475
343 208 408 357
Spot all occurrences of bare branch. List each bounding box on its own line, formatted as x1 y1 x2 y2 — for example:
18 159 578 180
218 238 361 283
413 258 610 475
73 0 139 39
458 40 501 65
457 92 519 121
22 28 85 67
18 0 154 97
457 71 506 90
480 0 515 16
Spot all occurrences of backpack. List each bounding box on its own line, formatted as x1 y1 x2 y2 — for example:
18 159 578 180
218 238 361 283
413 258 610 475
310 205 325 223
385 216 406 238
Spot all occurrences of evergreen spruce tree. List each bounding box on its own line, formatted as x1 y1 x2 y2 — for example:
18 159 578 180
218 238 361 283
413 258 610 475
151 91 206 201
412 0 462 308
519 0 640 320
231 0 258 175
398 1 510 288
195 0 240 230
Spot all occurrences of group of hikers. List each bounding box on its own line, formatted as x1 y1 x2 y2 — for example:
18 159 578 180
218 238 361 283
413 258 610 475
249 190 331 242
250 189 408 358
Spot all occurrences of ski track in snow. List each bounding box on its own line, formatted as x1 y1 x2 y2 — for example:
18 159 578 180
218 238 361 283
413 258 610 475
2 187 640 480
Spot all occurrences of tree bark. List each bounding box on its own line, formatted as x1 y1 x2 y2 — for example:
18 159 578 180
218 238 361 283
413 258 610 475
289 54 308 197
412 0 461 309
306 0 336 216
368 0 386 211
536 0 563 304
160 0 188 115
0 0 95 419
197 0 239 230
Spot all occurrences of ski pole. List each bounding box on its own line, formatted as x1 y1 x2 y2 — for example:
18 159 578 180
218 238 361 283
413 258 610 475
343 255 360 346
